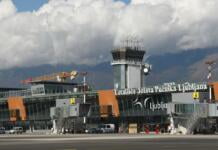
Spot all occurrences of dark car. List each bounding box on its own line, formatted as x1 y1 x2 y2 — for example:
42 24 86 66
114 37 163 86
86 128 103 134
193 127 216 135
0 127 5 134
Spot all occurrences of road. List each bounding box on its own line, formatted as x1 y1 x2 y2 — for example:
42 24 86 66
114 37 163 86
0 134 218 150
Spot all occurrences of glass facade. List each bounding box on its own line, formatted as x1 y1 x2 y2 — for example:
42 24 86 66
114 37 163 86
113 65 122 89
0 82 210 133
117 93 171 117
175 104 194 114
0 101 9 122
0 83 98 130
174 103 208 115
116 93 171 132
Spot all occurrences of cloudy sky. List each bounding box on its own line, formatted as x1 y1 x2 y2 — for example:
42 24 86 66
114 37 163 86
0 0 217 69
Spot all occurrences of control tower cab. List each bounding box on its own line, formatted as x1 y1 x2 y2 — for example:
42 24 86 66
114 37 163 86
111 46 151 89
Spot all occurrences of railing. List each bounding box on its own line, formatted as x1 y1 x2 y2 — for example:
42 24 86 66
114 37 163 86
0 89 97 100
0 89 32 98
186 104 208 134
173 103 208 134
185 104 208 134
55 107 65 134
111 60 144 65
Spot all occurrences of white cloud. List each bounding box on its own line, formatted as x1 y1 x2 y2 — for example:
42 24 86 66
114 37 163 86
0 0 16 20
0 0 218 69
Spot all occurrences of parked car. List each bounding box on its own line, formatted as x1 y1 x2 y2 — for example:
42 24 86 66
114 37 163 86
86 128 103 134
193 127 216 134
9 127 24 134
98 124 115 133
0 127 5 134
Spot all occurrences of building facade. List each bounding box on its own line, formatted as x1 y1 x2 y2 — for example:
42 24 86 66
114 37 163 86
0 46 218 134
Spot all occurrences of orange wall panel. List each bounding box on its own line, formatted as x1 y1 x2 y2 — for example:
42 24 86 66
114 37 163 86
8 97 26 121
212 82 218 101
98 90 120 117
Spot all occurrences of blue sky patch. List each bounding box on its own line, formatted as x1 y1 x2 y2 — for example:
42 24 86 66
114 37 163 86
12 0 130 12
12 0 48 12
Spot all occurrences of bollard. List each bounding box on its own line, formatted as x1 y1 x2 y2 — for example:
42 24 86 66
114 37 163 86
145 128 149 134
145 125 149 134
155 125 159 134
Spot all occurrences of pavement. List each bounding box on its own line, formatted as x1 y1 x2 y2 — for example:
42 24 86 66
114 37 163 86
1 134 218 150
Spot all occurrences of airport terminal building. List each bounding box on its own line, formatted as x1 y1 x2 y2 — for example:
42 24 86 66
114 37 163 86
0 45 218 134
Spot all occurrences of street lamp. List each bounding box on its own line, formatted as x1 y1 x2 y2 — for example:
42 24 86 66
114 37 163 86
81 72 88 126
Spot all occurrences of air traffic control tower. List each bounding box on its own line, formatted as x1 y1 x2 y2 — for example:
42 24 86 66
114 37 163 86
111 44 150 89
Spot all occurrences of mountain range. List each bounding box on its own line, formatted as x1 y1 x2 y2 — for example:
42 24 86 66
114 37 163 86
0 47 217 90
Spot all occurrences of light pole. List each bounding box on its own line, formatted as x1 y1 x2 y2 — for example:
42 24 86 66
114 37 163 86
81 72 88 125
81 72 88 104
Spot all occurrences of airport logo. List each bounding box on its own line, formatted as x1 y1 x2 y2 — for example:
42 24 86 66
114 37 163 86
133 97 167 111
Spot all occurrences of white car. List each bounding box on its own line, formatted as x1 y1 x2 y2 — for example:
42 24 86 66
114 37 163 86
9 127 24 134
98 124 115 133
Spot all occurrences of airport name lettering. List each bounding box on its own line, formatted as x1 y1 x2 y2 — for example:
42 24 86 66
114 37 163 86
133 97 167 111
115 82 207 96
150 102 168 111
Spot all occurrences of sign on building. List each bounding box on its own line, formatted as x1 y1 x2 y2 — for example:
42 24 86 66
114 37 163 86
115 82 208 96
70 98 76 104
192 92 200 100
31 84 45 96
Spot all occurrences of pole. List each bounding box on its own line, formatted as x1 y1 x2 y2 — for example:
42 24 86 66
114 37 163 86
81 72 88 127
209 86 212 102
82 72 87 104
